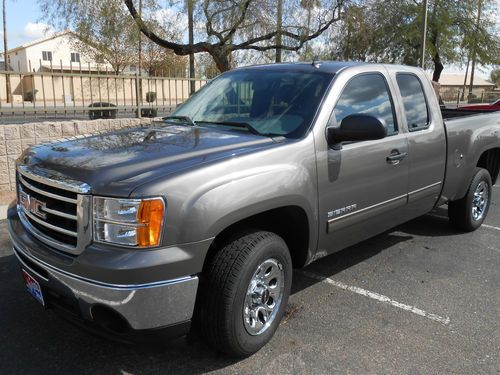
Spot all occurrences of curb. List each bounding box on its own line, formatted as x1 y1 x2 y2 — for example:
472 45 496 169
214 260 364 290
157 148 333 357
0 205 7 220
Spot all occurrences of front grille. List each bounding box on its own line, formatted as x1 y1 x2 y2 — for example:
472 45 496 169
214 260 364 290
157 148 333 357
16 165 91 255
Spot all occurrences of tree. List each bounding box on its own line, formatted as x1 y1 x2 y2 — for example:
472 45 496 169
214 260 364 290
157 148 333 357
138 8 188 76
333 3 373 61
326 0 500 83
142 38 188 76
39 0 139 74
123 0 345 72
491 69 500 86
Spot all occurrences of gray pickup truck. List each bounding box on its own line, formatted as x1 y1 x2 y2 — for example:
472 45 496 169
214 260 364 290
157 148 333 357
7 62 500 356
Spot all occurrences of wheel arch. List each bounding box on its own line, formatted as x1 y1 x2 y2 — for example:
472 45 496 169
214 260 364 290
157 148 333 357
203 205 313 272
476 148 500 185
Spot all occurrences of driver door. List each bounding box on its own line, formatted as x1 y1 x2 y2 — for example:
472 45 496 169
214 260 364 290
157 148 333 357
315 70 409 254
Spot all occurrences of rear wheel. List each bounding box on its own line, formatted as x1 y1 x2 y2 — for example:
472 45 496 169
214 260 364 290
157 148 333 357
449 168 492 232
196 231 292 357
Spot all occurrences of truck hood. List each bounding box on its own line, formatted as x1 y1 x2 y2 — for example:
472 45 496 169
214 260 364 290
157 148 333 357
19 125 276 196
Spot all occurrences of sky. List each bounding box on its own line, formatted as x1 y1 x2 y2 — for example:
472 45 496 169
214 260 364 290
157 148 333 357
2 0 52 48
0 0 496 79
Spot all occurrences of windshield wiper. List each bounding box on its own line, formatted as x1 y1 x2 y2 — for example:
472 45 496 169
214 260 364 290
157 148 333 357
162 115 195 126
194 120 264 136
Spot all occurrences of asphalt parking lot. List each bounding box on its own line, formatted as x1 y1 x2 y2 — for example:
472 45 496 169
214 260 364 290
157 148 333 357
1 185 499 374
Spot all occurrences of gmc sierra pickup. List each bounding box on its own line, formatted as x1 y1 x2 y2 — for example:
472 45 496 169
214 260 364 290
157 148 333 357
7 62 500 357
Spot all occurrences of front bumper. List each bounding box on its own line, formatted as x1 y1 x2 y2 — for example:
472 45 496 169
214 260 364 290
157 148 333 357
7 203 205 334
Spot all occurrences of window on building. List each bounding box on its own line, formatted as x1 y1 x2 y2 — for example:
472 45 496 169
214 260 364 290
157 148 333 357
330 73 398 136
70 52 81 63
396 74 430 132
129 65 137 72
42 51 52 61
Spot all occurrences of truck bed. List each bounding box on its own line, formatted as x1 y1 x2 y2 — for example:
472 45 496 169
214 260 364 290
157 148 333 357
441 111 500 203
441 108 498 120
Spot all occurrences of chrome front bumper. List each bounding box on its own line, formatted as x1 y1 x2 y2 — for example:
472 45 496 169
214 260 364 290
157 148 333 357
12 243 199 331
14 246 199 330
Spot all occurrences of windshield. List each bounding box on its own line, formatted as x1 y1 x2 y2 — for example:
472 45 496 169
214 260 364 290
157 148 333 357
172 69 333 138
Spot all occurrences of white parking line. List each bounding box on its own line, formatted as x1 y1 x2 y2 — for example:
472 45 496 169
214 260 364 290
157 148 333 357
483 224 500 231
299 270 451 325
429 214 500 232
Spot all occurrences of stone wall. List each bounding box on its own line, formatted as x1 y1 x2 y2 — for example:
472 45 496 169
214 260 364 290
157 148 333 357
0 118 154 191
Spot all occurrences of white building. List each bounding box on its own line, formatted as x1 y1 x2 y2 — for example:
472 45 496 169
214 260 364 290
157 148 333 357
5 30 127 73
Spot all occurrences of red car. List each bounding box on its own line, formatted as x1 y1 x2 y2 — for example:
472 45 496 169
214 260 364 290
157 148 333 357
459 99 500 111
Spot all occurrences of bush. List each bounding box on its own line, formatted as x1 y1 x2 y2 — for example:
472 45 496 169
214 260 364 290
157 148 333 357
25 89 38 102
88 102 117 120
145 91 157 103
136 108 158 118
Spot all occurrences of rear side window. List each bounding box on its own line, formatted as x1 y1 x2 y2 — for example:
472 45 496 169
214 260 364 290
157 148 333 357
331 73 397 136
396 74 429 131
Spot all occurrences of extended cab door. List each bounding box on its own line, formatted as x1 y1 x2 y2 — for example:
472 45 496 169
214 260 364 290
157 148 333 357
387 67 447 217
314 67 409 255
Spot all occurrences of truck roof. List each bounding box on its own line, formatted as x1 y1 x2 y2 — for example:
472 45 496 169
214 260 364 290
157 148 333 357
233 61 422 75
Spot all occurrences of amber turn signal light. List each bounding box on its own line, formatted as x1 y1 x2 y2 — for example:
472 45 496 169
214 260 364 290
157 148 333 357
137 199 164 247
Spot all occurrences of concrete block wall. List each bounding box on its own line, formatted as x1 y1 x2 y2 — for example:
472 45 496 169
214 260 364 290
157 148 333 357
0 118 154 191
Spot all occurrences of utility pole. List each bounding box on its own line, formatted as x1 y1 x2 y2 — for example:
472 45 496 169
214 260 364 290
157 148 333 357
136 0 142 117
188 0 195 94
468 0 483 100
419 0 428 68
276 0 283 63
3 0 11 103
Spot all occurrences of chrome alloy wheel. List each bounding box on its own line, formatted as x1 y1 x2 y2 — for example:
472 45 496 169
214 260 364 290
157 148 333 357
472 181 489 221
243 258 284 336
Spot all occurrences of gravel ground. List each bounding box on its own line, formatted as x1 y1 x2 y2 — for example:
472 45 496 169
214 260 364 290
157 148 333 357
0 185 499 374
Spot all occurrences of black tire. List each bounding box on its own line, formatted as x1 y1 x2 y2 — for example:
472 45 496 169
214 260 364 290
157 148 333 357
448 167 492 232
196 230 292 357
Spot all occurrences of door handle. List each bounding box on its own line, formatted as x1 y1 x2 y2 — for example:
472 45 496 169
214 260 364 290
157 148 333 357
386 150 408 165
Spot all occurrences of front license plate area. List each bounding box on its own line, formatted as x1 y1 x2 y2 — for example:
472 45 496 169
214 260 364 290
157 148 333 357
21 269 45 306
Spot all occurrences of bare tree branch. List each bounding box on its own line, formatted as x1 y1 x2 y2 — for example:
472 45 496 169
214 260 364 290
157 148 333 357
123 0 344 72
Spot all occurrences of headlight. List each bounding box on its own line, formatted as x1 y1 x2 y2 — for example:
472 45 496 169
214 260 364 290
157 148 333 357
93 197 165 247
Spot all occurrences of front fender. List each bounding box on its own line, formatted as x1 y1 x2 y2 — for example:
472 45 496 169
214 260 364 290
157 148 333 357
179 164 317 244
131 136 319 255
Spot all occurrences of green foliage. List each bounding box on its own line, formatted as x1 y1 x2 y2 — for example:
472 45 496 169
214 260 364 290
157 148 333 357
327 0 499 82
145 91 156 103
491 69 500 86
38 0 139 73
24 89 38 102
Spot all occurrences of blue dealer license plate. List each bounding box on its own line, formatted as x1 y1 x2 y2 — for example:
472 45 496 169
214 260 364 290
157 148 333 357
21 269 45 306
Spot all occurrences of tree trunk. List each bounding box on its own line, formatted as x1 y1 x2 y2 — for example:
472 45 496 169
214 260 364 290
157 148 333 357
432 52 444 82
468 0 483 100
211 49 231 72
187 0 195 94
276 0 283 63
461 56 470 101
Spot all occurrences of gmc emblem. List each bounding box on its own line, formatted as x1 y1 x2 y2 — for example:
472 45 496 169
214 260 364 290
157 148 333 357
19 190 47 219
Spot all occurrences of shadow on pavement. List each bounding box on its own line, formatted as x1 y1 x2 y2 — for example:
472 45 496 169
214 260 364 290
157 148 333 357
0 209 458 373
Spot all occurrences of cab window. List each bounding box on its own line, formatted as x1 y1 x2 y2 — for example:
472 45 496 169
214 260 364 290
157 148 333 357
396 74 429 131
330 73 397 136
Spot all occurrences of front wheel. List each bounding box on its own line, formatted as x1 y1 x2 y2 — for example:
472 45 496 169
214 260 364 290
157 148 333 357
196 231 292 357
449 167 492 232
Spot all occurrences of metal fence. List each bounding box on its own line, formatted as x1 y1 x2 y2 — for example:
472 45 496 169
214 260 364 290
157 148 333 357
0 61 211 122
438 87 500 108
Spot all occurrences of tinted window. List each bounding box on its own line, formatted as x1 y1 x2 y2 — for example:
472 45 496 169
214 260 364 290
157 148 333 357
331 74 397 135
174 70 333 138
42 51 52 61
396 74 429 131
70 52 80 63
